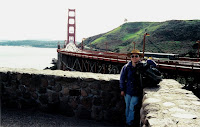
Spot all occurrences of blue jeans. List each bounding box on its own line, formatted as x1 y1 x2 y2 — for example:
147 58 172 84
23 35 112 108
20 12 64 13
124 94 139 125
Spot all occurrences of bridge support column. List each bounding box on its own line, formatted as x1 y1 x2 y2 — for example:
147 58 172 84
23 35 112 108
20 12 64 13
66 9 76 46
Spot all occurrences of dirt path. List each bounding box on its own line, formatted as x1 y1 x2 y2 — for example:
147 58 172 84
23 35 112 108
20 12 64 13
1 108 120 127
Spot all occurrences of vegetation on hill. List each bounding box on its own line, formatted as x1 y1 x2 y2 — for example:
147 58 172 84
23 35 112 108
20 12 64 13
83 20 200 57
0 40 63 48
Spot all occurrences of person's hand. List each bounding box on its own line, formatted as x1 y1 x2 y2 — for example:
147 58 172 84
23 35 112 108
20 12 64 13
121 91 125 96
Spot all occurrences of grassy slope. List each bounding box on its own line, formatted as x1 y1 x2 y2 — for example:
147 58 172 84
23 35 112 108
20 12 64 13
84 20 200 56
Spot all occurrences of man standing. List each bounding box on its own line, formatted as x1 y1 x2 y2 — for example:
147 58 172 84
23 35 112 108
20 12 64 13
119 49 144 126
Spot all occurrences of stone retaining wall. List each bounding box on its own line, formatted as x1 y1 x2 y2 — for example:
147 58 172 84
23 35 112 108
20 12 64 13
141 79 200 127
0 68 124 124
1 68 200 126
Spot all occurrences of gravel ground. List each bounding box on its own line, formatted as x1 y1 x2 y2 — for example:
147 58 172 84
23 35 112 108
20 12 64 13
1 108 121 127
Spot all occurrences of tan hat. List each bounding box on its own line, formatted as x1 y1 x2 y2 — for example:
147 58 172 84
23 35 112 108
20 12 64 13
127 49 143 57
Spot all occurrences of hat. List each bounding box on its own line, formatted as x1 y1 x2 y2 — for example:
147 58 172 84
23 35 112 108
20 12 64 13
148 57 153 60
127 49 143 57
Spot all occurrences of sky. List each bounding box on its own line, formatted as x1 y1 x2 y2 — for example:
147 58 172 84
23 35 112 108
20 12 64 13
0 0 200 42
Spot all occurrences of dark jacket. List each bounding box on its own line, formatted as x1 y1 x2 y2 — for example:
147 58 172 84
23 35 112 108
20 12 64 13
119 61 142 96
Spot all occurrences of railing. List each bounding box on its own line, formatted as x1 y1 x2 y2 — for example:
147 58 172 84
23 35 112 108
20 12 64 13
58 49 200 73
155 59 200 72
58 49 129 63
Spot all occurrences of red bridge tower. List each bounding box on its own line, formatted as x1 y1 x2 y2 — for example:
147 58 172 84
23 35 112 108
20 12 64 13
66 9 76 46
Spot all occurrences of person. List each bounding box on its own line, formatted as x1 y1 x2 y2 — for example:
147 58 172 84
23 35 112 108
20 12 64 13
119 49 145 126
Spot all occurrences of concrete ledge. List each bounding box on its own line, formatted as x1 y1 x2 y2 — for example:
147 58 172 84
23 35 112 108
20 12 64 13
141 79 200 127
0 67 119 81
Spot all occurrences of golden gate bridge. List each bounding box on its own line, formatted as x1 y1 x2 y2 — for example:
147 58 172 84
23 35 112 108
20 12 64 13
57 9 200 75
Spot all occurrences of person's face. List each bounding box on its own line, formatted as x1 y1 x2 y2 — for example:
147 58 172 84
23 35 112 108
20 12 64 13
130 53 140 63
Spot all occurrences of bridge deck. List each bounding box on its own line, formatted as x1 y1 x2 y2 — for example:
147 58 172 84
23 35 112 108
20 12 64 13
58 48 200 73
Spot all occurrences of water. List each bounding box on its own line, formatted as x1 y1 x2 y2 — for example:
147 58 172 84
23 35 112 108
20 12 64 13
0 46 57 70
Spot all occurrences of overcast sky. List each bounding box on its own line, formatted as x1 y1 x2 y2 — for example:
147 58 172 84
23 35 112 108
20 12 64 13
0 0 199 42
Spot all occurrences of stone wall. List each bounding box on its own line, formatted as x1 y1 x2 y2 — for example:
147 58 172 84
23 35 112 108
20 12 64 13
1 68 200 126
0 68 124 124
141 79 200 127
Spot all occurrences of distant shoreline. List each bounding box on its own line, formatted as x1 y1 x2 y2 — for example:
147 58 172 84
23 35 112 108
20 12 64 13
0 45 56 49
0 40 81 48
0 40 62 48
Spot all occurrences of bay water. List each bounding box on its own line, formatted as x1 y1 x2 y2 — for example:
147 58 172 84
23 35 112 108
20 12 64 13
0 46 57 70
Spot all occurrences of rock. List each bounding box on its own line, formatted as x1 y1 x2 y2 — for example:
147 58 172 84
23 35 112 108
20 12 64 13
48 76 55 86
93 97 102 106
81 97 92 109
81 89 88 97
68 98 78 109
39 104 49 112
48 91 59 103
63 77 77 83
19 85 26 93
101 83 112 91
31 75 41 89
29 86 36 92
21 74 32 86
39 94 48 104
62 87 69 95
1 72 8 82
76 106 91 119
80 82 88 88
69 89 81 96
91 105 103 121
10 73 17 80
171 113 197 119
70 84 80 89
163 102 175 107
142 98 161 108
41 78 48 87
85 88 91 95
16 89 22 96
143 104 160 115
109 80 119 90
53 83 62 92
58 102 75 117
16 73 22 81
54 76 63 81
147 118 175 126
23 92 31 99
91 90 100 95
173 89 192 94
38 87 47 94
168 107 186 112
10 81 18 90
85 78 95 82
101 92 112 107
47 102 60 113
191 101 200 105
90 83 101 90
31 92 38 100
47 86 53 90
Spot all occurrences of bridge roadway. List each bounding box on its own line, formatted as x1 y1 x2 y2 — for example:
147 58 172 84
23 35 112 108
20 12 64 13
57 48 200 73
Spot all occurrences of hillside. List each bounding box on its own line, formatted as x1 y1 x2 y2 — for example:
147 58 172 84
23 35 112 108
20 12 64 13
0 40 63 48
83 20 200 57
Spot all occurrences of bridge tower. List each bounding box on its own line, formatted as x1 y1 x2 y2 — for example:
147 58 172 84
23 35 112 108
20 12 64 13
66 9 76 46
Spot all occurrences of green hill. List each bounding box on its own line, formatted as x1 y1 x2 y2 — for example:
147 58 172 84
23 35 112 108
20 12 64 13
0 40 63 48
83 20 200 57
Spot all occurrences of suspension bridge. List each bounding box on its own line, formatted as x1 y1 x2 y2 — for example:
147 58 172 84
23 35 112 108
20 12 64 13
57 9 200 75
